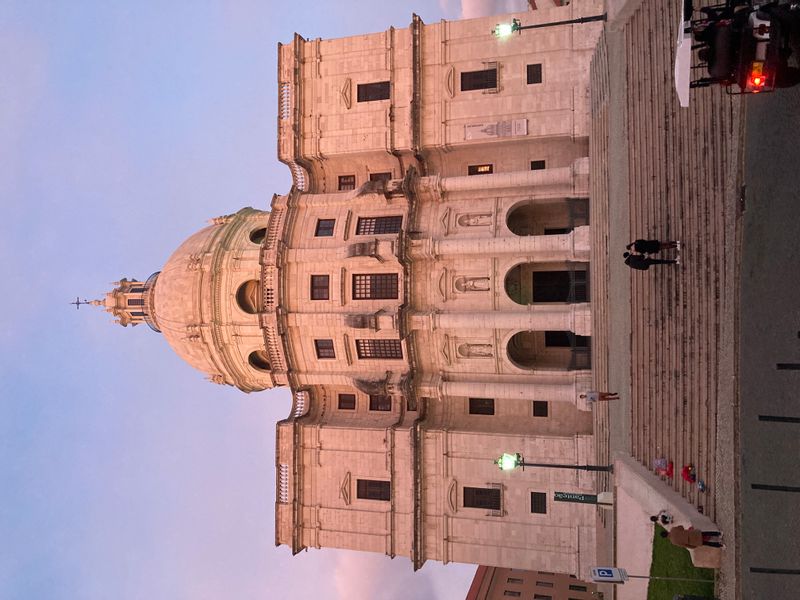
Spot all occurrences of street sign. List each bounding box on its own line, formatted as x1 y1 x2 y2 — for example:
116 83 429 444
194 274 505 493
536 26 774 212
554 491 598 504
590 567 628 583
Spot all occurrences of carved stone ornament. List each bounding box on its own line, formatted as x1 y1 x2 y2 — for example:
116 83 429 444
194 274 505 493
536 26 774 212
454 276 490 293
456 213 492 227
457 343 494 358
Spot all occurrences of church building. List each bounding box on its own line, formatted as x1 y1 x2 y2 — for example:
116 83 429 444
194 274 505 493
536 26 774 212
93 2 604 578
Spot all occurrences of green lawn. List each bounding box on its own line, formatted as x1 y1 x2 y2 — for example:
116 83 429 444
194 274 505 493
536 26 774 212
647 525 716 600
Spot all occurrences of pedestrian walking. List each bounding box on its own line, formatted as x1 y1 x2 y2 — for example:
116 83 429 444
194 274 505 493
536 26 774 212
661 526 724 548
626 239 681 255
623 252 679 270
580 391 620 402
650 510 674 525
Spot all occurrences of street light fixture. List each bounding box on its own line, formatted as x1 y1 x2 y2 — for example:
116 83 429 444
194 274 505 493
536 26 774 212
495 452 614 473
493 13 607 38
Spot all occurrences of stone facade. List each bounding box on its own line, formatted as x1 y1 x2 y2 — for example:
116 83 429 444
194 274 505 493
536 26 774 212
95 1 604 580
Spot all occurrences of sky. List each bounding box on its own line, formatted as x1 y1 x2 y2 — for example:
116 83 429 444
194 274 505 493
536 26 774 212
0 1 527 599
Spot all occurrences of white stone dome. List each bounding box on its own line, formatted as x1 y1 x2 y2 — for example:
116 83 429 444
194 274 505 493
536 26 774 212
150 207 274 391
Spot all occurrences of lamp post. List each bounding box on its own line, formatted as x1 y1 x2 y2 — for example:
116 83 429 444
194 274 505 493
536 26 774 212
493 14 607 38
495 452 614 473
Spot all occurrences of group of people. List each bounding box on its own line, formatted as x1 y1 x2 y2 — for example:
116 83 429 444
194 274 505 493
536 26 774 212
623 238 681 270
651 511 724 548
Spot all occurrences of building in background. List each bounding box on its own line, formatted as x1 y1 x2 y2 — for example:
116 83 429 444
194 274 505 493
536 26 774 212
466 565 599 600
92 1 604 578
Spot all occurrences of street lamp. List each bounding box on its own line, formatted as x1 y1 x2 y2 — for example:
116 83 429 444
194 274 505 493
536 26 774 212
495 452 614 473
493 13 607 38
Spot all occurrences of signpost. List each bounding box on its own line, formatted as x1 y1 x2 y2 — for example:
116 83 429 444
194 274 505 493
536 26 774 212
554 491 614 507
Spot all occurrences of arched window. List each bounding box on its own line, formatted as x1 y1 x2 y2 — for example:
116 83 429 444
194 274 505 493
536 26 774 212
248 350 271 372
507 331 590 371
236 280 262 314
505 264 588 305
249 228 267 244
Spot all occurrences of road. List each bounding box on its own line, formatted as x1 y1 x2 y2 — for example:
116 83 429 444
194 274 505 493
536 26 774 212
739 84 800 599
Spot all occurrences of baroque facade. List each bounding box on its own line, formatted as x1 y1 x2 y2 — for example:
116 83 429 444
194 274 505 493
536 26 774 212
95 2 604 578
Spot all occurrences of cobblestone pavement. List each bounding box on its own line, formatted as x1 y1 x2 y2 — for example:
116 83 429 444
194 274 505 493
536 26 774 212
591 0 744 596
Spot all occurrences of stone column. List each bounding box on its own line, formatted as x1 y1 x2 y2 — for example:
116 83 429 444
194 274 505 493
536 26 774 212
409 226 590 261
410 304 591 337
418 370 593 410
420 157 589 197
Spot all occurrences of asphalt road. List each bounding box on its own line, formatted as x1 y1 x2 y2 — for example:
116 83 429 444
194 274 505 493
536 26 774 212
739 84 800 599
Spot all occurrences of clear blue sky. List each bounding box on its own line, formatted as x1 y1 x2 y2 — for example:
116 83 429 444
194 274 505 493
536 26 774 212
0 1 527 599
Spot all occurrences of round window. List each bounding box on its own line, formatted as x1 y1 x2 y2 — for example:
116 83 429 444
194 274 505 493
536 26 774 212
249 228 267 244
236 280 261 314
248 350 271 372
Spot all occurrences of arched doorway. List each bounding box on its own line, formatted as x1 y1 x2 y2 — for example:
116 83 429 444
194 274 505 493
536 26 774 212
505 263 589 305
507 331 591 371
505 198 589 236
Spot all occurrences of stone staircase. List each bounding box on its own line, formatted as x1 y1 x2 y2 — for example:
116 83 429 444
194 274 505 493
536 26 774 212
592 0 744 523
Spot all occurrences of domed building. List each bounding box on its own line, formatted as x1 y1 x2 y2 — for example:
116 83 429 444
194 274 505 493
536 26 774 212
95 3 606 581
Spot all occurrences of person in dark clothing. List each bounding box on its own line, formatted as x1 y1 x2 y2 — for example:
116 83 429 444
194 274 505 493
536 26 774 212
624 252 679 270
626 239 680 254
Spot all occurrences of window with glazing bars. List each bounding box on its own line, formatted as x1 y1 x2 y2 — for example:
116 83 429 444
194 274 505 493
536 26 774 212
356 478 391 501
468 163 493 175
127 298 144 306
315 339 335 359
369 394 392 411
461 67 497 91
357 81 390 102
356 339 403 359
530 491 547 514
352 274 398 300
468 397 495 415
315 218 335 237
338 393 356 410
355 216 402 235
310 275 330 300
463 486 501 510
338 175 356 191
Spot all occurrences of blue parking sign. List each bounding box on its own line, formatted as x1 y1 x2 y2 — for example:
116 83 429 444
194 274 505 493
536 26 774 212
590 567 628 583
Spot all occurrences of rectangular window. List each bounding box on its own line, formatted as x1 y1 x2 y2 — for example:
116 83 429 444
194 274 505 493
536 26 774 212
527 63 543 84
503 593 521 598
468 163 494 176
568 585 588 592
314 339 335 359
338 175 356 191
338 393 356 410
463 486 501 510
355 215 402 235
461 67 497 91
127 298 144 306
356 339 403 359
369 394 392 411
530 159 546 170
468 397 495 415
507 577 523 584
532 401 549 417
536 581 554 588
130 311 145 317
533 595 552 600
369 172 392 182
310 275 330 300
357 81 390 102
530 491 547 514
544 227 572 235
356 479 391 501
352 274 399 300
315 218 336 237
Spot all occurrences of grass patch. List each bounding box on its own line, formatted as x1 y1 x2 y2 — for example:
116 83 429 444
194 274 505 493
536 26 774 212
647 525 716 600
